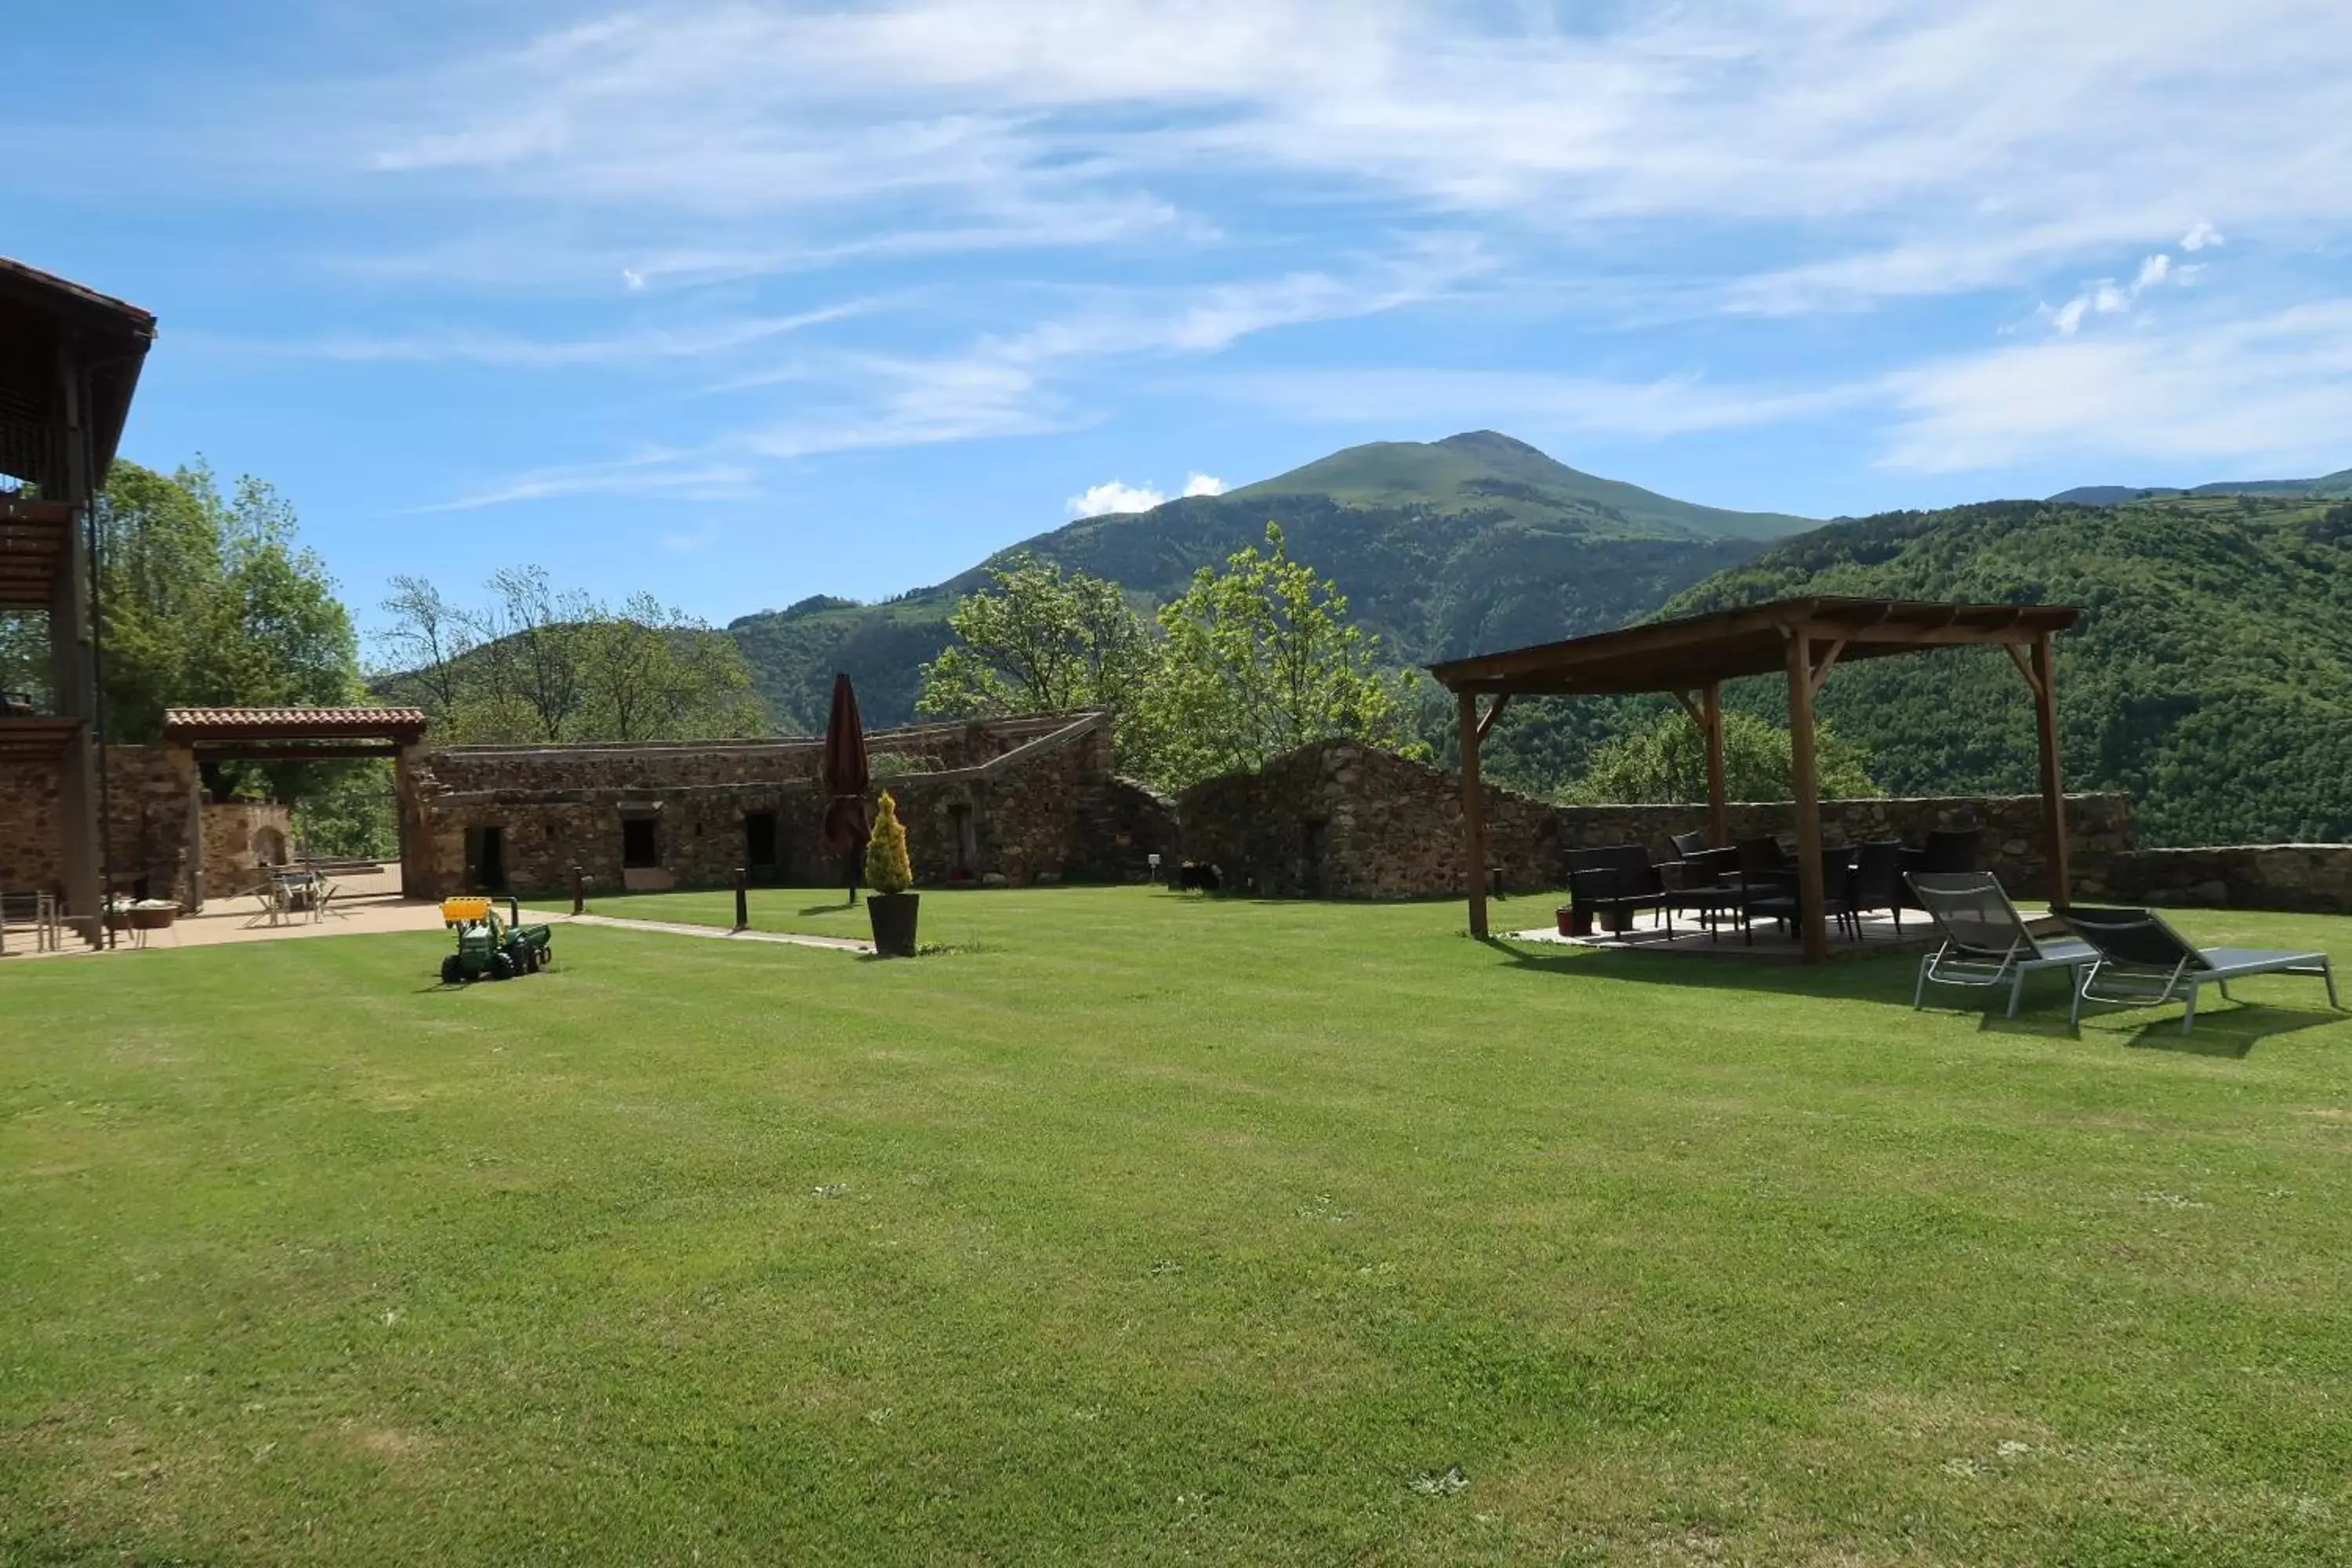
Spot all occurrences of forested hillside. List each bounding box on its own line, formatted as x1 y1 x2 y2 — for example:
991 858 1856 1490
727 432 1798 729
1479 495 2352 845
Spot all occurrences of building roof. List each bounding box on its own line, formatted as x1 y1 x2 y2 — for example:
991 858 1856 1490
1427 596 2081 697
162 706 428 744
0 256 158 495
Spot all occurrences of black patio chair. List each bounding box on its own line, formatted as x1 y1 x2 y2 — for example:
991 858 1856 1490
2056 906 2341 1034
1669 829 1715 859
1899 827 1981 908
1748 846 1864 942
1566 844 1677 936
1847 839 1908 937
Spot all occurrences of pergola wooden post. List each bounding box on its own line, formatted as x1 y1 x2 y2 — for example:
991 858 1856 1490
1458 690 1486 938
1702 681 1728 848
1428 596 2082 960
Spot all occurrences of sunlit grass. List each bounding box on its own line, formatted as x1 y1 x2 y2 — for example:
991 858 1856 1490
5 887 2350 1563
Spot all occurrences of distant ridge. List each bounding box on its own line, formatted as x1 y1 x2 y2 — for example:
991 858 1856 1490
2051 468 2352 505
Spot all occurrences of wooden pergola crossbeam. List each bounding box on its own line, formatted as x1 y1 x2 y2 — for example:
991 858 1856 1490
1429 595 2082 960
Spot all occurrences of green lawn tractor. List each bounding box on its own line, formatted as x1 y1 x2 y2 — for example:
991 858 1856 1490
439 896 554 985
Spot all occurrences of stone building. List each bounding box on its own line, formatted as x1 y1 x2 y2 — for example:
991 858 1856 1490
0 741 294 908
409 710 1175 898
1176 737 2137 903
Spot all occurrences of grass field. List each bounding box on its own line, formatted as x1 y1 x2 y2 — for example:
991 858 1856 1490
5 887 2351 1564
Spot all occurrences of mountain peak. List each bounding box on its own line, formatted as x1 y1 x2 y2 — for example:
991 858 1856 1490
1434 429 1552 459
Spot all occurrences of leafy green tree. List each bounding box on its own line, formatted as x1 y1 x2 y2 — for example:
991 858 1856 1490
1140 523 1422 787
917 554 1159 716
95 460 361 742
916 553 1163 771
375 568 764 743
1560 707 1879 804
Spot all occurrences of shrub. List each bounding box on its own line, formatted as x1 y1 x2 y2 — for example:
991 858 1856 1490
865 790 913 894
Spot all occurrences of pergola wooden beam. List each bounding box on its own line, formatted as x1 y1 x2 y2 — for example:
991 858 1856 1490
1432 595 2082 958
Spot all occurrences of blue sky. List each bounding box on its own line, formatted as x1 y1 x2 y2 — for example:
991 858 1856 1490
14 0 2352 642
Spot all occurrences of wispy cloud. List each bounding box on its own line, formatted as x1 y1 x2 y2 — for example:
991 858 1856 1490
1212 367 1867 439
1881 301 2352 472
348 0 2352 314
410 450 760 513
239 303 866 366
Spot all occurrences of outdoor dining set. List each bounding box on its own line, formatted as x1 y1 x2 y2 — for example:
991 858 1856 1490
1561 827 2339 1036
1563 826 1984 946
243 865 339 927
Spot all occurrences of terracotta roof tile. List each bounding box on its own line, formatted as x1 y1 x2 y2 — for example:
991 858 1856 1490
161 706 427 739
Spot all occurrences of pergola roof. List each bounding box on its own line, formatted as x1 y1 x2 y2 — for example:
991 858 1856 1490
0 256 158 494
162 706 428 745
1428 596 2082 697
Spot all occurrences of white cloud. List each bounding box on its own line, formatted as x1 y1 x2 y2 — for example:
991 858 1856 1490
1067 480 1167 516
1182 472 1226 497
621 267 645 290
1881 300 2352 471
2182 220 2225 251
2043 249 2184 336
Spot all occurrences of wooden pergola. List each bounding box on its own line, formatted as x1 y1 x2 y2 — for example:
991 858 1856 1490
1428 596 2082 960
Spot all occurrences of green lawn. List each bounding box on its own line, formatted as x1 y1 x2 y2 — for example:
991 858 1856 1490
5 887 2351 1564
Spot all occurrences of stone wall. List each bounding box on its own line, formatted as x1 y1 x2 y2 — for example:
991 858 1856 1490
409 712 1177 898
2 744 205 903
423 714 1082 797
1176 739 2135 901
2095 844 2352 914
199 800 296 898
0 757 65 896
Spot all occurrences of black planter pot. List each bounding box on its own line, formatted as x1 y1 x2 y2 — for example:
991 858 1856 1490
867 891 920 957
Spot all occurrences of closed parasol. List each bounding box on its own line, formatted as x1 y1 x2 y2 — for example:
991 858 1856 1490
819 671 872 897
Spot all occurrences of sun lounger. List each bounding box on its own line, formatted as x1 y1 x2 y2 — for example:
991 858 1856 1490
1907 872 2097 1018
2057 906 2340 1033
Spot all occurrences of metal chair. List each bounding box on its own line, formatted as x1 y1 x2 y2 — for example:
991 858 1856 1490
1907 872 2097 1017
2059 906 2340 1033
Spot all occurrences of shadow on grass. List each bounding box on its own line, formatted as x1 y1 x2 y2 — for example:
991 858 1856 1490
1481 934 1928 1010
2103 1004 2347 1058
798 899 858 916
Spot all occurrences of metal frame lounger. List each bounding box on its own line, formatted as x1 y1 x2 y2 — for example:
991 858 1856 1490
1907 872 2097 1018
2057 906 2341 1034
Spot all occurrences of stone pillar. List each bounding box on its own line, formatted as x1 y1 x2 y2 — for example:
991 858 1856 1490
394 742 427 898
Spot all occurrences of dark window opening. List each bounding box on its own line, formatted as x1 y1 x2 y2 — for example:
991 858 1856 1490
466 825 508 893
1299 818 1327 898
745 811 779 880
621 816 659 869
949 803 978 877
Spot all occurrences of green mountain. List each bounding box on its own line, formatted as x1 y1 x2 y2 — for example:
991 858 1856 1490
728 432 1814 730
2051 468 2352 505
1229 430 1815 539
1479 494 2352 846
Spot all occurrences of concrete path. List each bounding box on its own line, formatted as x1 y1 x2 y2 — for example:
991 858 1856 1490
524 910 873 954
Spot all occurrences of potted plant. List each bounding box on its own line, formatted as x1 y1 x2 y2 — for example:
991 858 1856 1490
864 790 920 956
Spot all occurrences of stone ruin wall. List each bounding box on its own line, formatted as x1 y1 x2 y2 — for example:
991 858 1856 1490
411 713 1178 898
2097 844 2352 913
0 744 293 906
1176 738 2140 904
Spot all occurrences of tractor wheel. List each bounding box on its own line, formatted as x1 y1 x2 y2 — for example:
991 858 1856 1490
539 942 553 969
524 945 541 975
491 951 517 982
441 955 464 986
